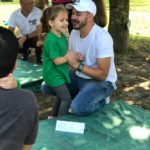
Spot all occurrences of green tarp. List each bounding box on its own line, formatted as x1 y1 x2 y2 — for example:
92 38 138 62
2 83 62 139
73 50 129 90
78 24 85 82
32 101 150 150
13 60 43 92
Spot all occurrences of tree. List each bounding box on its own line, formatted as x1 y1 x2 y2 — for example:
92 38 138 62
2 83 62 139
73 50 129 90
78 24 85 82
108 0 129 53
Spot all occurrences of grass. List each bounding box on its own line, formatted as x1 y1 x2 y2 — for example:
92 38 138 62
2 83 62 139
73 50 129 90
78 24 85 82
128 35 150 52
0 0 18 4
105 0 150 11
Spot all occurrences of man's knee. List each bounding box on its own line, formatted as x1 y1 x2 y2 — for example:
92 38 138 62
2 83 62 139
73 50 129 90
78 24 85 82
70 102 89 116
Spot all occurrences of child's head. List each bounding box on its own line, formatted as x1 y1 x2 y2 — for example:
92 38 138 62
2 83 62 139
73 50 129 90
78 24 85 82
41 5 68 34
0 27 18 78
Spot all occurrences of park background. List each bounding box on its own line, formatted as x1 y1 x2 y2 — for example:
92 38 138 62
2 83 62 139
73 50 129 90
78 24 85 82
0 0 150 119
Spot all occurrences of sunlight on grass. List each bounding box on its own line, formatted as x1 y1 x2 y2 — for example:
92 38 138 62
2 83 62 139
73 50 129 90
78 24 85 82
123 110 131 115
124 81 150 92
129 126 150 140
41 148 48 150
39 108 52 116
103 116 122 129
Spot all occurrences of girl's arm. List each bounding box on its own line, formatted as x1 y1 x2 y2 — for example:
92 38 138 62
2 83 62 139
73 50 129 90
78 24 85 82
53 55 68 65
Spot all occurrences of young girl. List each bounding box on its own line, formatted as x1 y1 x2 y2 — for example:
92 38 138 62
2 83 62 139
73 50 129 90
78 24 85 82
41 5 71 118
52 0 74 33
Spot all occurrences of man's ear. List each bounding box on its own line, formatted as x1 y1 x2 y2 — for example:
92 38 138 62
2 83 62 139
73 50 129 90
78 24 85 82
87 12 94 21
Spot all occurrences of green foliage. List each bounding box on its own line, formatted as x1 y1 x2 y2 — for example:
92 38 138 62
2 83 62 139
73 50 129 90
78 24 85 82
0 0 19 4
130 0 150 11
105 0 150 11
128 35 150 52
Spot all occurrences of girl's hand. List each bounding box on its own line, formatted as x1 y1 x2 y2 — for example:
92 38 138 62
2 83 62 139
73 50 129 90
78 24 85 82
76 52 85 62
0 74 17 89
66 49 80 70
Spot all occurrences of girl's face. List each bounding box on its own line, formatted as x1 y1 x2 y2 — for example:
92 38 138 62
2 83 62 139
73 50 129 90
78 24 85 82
49 11 68 37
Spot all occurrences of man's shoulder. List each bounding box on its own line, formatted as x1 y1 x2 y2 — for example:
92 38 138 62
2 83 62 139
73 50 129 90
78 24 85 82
11 8 21 16
0 88 38 112
17 89 37 103
93 24 107 34
6 88 37 103
93 24 112 39
18 88 35 97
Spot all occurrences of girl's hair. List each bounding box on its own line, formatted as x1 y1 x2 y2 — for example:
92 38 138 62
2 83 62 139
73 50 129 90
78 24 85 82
41 5 68 33
94 0 107 27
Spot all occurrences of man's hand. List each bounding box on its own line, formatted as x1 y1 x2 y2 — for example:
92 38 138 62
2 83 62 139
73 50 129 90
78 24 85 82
0 74 17 89
18 36 27 49
76 52 85 62
65 50 80 70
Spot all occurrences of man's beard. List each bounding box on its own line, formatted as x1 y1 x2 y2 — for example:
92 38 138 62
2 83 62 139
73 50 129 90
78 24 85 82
72 19 87 30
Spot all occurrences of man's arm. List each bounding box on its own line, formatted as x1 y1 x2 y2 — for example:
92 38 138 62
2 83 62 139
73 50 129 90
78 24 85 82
8 26 15 32
79 57 111 80
18 24 41 48
66 50 111 80
22 145 31 150
25 24 41 39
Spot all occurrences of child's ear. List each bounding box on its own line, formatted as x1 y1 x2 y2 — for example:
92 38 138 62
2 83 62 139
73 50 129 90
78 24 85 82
48 20 54 27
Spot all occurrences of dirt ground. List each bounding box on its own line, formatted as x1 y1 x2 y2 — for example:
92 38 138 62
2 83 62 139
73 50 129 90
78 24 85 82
111 47 150 108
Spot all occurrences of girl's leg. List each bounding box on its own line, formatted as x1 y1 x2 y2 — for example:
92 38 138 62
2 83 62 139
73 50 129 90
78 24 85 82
41 82 60 116
51 96 60 116
41 81 55 95
52 84 71 116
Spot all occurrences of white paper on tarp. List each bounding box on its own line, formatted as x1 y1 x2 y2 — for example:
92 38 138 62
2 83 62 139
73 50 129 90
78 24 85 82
55 120 85 134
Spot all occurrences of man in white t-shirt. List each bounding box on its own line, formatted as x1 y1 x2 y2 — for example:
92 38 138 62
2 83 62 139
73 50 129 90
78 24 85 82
64 0 117 115
8 0 42 64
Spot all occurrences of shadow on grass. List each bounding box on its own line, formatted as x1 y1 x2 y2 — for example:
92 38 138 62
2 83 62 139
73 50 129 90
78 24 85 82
112 35 150 110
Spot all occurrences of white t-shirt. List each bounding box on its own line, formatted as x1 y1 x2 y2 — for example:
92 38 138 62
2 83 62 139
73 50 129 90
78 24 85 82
69 24 117 83
9 6 42 36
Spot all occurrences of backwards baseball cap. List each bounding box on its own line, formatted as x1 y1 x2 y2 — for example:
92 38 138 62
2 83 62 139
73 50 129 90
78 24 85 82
66 0 97 16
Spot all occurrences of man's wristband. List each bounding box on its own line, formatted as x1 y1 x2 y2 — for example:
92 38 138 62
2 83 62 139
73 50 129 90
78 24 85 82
77 63 84 72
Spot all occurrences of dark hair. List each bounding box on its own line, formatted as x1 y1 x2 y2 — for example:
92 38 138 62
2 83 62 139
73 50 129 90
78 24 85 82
94 0 107 27
41 5 68 33
0 27 18 78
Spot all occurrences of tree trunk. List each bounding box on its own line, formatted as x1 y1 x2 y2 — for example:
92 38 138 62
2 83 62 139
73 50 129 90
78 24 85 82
108 0 129 54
